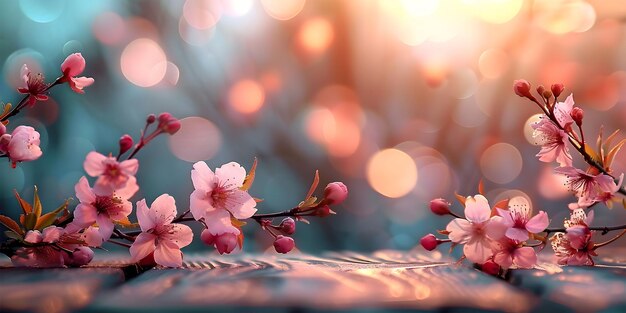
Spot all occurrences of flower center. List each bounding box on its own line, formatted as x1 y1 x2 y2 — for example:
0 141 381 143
210 186 232 209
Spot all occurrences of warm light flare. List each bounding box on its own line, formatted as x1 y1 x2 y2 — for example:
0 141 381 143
367 149 418 198
229 79 266 114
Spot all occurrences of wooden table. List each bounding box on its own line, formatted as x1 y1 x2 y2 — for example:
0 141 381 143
2 250 625 313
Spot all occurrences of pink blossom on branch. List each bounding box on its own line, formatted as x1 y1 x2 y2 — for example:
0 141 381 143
60 53 94 94
551 209 596 266
497 197 549 242
17 64 49 106
446 195 507 263
83 151 139 195
532 117 572 167
491 238 537 269
130 194 193 267
553 94 576 131
555 166 622 208
0 126 42 167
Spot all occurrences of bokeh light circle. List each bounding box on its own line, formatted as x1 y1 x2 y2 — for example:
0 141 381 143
367 149 418 198
169 117 222 162
471 0 523 24
523 114 544 145
298 17 334 54
228 79 266 114
183 0 222 30
62 40 83 55
93 12 126 45
261 0 306 20
478 49 510 79
480 143 523 184
120 38 167 87
19 0 66 23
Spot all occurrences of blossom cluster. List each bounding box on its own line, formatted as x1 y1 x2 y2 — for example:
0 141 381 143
420 80 626 275
0 53 348 268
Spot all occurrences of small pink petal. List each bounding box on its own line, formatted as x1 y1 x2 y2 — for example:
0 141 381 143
494 251 513 269
61 53 86 77
463 239 491 264
513 247 537 268
42 226 64 243
189 189 214 221
72 76 94 88
75 176 96 204
115 176 139 200
191 161 215 191
464 195 491 223
215 162 247 189
120 159 139 176
83 226 103 247
204 209 240 236
161 223 194 248
149 194 177 225
84 151 107 177
24 230 43 243
73 203 98 228
445 218 472 244
485 217 507 240
136 199 155 232
96 214 114 241
505 227 529 241
496 208 514 227
224 189 257 219
525 211 549 233
130 233 156 262
154 240 183 267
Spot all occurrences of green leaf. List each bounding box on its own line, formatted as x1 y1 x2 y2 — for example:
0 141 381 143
0 214 23 235
35 198 70 230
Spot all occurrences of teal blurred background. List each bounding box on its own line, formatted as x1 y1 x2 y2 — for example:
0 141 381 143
2 0 626 255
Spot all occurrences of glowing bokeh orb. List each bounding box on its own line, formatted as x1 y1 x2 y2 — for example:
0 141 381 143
480 143 523 184
298 17 334 54
478 49 510 79
220 0 254 16
228 79 266 114
164 62 180 86
169 117 222 162
183 0 222 30
538 165 570 199
3 49 44 89
367 149 418 198
470 0 523 24
93 12 126 45
120 38 167 87
261 0 306 20
523 114 544 145
19 0 65 23
324 117 361 157
534 0 596 34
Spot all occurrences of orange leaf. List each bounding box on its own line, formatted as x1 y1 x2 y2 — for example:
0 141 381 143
454 193 466 206
241 158 258 191
491 199 509 217
605 139 626 170
478 179 485 195
0 214 23 235
304 170 320 201
14 190 32 214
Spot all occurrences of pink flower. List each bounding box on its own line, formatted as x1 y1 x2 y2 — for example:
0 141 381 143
190 161 257 235
0 126 42 167
60 53 94 94
17 64 49 106
323 182 348 205
83 151 139 195
555 166 621 208
497 197 549 241
12 226 67 268
554 94 575 131
532 117 572 167
491 238 537 269
70 176 134 241
130 194 193 267
446 195 507 263
551 209 596 266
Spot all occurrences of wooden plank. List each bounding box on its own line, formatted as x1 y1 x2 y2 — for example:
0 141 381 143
88 251 536 312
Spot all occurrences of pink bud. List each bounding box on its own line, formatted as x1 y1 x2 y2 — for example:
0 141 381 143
157 112 181 135
273 235 295 254
551 83 564 98
214 233 238 254
200 229 216 246
314 205 333 217
571 107 584 127
0 123 5 136
61 53 86 77
420 234 438 251
536 85 545 95
323 182 348 205
119 134 133 155
429 198 450 216
65 247 94 267
481 260 501 276
279 218 296 235
513 80 532 98
146 114 156 124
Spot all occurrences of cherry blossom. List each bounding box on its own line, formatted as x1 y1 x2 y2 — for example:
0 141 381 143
17 64 49 106
551 209 596 266
491 238 537 269
130 194 193 267
60 53 94 94
190 161 257 238
0 126 42 167
553 94 575 131
83 151 139 195
446 195 507 263
555 166 622 208
497 197 549 241
11 226 67 268
532 117 572 167
70 176 134 241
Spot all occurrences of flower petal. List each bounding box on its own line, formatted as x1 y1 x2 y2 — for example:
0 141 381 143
485 216 507 240
204 210 240 236
513 247 537 268
464 194 491 223
120 159 139 176
130 233 156 262
526 211 549 233
463 238 491 264
136 199 155 232
446 218 472 244
115 176 139 200
75 176 96 204
215 162 246 189
190 189 214 221
505 227 529 242
191 161 215 191
154 240 183 268
161 223 194 248
224 189 257 219
73 203 98 228
83 151 106 177
494 251 513 269
149 194 177 225
96 214 114 241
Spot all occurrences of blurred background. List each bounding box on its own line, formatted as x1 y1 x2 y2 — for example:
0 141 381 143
1 0 626 255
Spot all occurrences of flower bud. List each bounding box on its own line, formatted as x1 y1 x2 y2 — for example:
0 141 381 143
513 80 531 98
571 107 584 127
64 247 94 267
157 112 181 135
200 229 216 246
119 134 133 155
61 53 86 77
542 90 552 99
323 182 348 205
146 114 156 124
429 198 451 216
279 218 296 235
481 260 501 276
314 204 333 217
273 235 295 254
214 233 238 254
420 234 438 251
551 83 564 98
158 112 172 123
